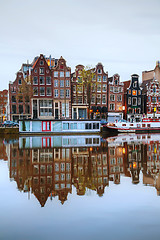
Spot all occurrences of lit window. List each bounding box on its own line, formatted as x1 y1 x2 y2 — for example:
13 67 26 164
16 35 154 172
132 90 137 96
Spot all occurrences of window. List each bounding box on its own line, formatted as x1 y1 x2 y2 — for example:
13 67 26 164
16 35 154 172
33 87 38 96
33 76 38 85
40 60 44 65
66 80 70 87
110 104 115 110
128 97 131 104
73 85 76 93
132 97 137 106
128 90 131 94
102 95 106 104
97 84 101 92
19 79 22 85
18 96 23 103
46 76 51 85
97 94 101 104
78 96 82 103
110 95 115 101
148 96 151 102
92 83 96 92
66 89 70 98
97 75 102 82
132 90 137 96
103 76 107 82
40 76 44 85
77 86 82 93
114 87 118 93
39 68 44 74
54 89 58 97
42 121 51 131
19 105 23 114
12 96 16 103
62 103 69 117
54 71 58 77
40 100 52 116
60 71 64 77
133 81 137 88
54 80 58 87
117 95 122 101
60 89 64 98
98 69 102 74
12 105 16 114
60 80 64 87
66 71 70 77
110 86 113 92
91 95 95 104
25 104 30 114
138 90 141 95
138 98 141 105
152 97 156 102
46 87 51 96
40 87 45 96
103 84 107 92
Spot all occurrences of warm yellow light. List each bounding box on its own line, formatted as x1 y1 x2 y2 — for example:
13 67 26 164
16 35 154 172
123 148 125 154
132 90 137 96
133 162 137 168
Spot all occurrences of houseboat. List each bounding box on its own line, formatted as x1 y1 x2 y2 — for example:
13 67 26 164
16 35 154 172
19 119 100 134
103 118 160 133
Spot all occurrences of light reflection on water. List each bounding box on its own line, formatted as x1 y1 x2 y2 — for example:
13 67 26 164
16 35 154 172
1 133 160 240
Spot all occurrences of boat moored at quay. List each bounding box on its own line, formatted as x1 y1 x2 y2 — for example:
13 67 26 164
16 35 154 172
19 119 101 134
103 118 160 133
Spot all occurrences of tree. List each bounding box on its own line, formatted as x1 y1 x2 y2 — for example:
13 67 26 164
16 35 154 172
78 66 95 119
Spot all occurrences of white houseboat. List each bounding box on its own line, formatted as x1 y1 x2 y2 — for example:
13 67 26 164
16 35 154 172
19 119 100 134
103 118 160 133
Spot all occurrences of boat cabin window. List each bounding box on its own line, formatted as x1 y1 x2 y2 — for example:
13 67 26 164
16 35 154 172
137 124 140 128
130 124 133 126
122 124 126 126
93 123 99 129
147 124 150 127
85 123 92 129
142 124 145 127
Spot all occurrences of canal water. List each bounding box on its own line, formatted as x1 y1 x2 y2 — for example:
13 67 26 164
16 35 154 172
0 133 160 240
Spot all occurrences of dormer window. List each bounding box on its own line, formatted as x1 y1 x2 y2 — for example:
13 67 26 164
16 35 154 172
133 81 137 88
39 68 44 74
97 69 102 74
40 60 44 65
19 79 22 85
115 80 118 85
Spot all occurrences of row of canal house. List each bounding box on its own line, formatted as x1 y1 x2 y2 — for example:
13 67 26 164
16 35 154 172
8 54 160 122
8 54 125 122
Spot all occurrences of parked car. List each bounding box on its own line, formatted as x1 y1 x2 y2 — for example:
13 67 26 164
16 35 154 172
2 121 19 127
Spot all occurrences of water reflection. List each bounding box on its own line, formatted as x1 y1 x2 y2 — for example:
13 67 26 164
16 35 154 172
2 133 160 207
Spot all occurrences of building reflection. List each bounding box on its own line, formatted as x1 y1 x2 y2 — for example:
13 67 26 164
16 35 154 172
5 133 160 206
